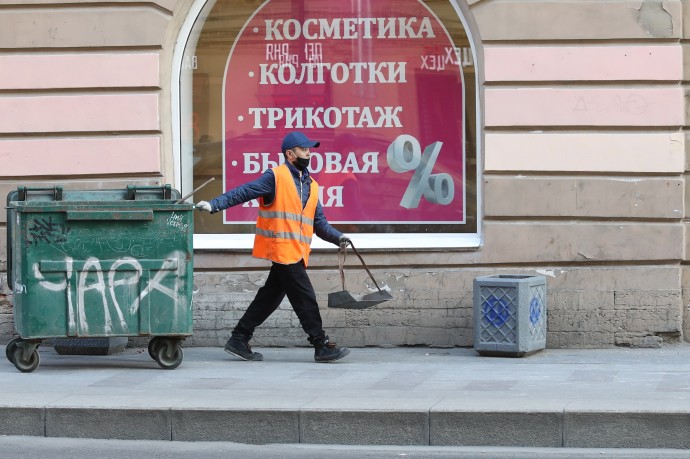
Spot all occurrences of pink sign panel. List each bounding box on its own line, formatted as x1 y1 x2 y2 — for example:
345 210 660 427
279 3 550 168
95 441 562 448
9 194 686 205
223 0 465 224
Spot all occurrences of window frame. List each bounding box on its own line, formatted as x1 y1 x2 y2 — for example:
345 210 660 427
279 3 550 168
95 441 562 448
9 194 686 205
172 0 483 250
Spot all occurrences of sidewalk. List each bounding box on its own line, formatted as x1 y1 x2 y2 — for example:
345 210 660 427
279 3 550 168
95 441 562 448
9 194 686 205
2 343 690 449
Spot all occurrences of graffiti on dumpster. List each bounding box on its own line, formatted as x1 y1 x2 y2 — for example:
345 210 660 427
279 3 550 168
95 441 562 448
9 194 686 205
167 212 190 233
51 231 186 259
27 217 70 246
24 251 188 335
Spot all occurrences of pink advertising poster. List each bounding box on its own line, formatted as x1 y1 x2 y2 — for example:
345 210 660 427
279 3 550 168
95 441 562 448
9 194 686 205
223 0 465 224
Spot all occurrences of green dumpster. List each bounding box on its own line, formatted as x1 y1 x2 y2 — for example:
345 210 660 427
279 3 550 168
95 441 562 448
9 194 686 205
5 185 194 372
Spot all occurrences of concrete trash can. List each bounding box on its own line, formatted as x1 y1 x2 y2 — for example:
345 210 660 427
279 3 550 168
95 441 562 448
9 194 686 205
473 274 546 357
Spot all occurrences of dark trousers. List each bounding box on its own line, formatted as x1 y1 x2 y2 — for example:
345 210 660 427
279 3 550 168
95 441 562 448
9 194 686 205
233 261 325 343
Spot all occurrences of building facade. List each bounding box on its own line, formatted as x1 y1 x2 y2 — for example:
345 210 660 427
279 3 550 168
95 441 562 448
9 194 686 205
1 0 688 349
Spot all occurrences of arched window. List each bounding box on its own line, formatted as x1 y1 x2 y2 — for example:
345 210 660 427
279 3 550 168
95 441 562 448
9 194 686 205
174 0 480 249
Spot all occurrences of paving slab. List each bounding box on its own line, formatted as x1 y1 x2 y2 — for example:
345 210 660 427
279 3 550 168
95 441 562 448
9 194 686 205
2 344 690 448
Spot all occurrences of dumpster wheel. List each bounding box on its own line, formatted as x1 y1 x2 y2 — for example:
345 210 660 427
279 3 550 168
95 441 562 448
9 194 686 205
153 338 183 370
148 337 164 361
5 338 21 364
12 347 40 373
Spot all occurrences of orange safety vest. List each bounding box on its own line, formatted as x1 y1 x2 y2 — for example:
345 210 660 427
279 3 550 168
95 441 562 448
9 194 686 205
253 164 319 266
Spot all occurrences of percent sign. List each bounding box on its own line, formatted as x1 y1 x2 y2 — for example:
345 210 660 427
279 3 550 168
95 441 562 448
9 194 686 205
386 134 455 209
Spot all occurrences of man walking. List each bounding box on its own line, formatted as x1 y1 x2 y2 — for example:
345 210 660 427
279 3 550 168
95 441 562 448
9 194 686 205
196 131 351 363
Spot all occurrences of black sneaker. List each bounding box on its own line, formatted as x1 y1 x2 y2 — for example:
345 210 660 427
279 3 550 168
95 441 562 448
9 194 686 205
314 339 350 363
224 337 263 361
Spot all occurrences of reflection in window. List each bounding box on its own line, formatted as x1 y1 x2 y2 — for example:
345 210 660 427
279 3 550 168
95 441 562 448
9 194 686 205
181 0 477 238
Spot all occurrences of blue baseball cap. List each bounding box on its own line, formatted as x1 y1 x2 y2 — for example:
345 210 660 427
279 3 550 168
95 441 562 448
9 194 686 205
281 132 320 153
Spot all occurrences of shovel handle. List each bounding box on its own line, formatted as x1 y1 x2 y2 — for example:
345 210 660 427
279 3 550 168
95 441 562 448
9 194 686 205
346 241 384 292
176 177 215 204
338 247 347 291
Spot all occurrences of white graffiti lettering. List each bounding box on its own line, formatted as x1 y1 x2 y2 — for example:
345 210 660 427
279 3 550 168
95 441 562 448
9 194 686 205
33 252 186 335
13 281 27 294
167 212 189 232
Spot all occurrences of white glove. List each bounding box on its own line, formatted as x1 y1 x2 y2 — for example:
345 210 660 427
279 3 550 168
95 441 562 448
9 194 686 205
339 235 351 249
196 201 212 212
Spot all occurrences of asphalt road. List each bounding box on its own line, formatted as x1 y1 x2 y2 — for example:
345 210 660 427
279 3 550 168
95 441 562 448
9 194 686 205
1 436 690 459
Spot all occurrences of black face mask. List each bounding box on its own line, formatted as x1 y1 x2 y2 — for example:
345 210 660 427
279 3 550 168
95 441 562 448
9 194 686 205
293 156 310 171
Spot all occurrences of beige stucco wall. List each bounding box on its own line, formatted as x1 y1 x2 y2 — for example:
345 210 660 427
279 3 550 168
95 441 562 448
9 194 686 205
1 0 688 349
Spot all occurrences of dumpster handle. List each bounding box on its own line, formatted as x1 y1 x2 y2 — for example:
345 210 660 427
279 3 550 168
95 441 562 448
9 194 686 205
16 186 63 201
126 185 172 200
66 210 154 221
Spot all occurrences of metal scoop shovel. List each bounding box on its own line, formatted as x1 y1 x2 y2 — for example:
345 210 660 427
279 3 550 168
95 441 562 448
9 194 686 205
328 241 394 309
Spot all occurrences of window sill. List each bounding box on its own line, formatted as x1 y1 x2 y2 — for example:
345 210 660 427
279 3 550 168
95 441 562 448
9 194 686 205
193 233 481 251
